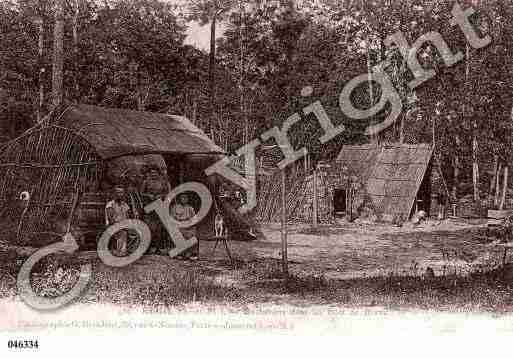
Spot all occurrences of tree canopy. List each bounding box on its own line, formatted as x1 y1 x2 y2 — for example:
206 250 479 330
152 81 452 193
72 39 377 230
1 0 513 198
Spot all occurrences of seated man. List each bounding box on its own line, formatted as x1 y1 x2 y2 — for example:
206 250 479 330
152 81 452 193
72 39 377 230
105 186 131 256
170 193 199 260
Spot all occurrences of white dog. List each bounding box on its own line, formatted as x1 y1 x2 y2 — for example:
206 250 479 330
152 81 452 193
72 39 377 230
214 212 225 237
19 191 30 201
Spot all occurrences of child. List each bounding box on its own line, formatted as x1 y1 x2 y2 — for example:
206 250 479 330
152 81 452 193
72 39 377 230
171 193 199 260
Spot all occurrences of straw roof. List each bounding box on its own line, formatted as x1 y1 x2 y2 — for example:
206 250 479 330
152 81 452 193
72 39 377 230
336 143 380 184
52 104 225 159
337 143 433 221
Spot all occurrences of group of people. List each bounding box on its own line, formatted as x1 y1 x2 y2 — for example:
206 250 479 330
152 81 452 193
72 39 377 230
105 166 199 260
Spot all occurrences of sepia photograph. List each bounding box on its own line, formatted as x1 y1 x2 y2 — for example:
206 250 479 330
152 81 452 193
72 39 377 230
0 0 513 355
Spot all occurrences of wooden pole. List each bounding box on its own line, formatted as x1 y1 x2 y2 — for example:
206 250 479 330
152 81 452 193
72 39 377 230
313 168 318 227
453 133 461 201
399 57 407 144
495 163 502 207
304 149 308 173
432 114 436 146
348 178 353 221
281 168 288 278
345 177 350 221
490 154 498 195
500 165 508 211
66 190 80 233
399 113 404 144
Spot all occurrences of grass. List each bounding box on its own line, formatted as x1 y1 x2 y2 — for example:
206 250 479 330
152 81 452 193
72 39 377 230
350 269 513 312
232 257 513 312
84 264 244 307
2 246 513 313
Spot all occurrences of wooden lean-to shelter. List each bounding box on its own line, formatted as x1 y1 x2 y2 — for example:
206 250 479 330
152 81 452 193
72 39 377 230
0 104 256 247
334 143 434 222
254 143 434 224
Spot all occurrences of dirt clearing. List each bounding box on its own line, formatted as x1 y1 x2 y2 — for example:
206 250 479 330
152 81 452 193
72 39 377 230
211 219 497 279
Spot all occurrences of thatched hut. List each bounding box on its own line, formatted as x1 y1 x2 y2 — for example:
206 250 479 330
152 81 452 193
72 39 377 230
0 104 256 247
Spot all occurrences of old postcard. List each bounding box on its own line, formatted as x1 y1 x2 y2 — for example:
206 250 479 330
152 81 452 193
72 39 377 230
1 0 513 356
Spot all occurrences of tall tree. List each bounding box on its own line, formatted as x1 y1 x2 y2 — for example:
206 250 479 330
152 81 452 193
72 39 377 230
51 0 64 110
35 11 44 122
72 0 80 102
188 0 233 137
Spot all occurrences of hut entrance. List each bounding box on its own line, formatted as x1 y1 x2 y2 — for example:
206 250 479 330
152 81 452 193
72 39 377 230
165 154 183 189
333 188 346 216
413 162 433 216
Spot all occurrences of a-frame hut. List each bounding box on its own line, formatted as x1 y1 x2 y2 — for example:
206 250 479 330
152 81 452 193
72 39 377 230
254 143 434 224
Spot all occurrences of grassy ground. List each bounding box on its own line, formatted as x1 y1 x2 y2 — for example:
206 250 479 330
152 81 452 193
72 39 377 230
1 219 513 313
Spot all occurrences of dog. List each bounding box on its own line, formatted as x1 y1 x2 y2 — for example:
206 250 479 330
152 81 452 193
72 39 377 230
19 191 30 201
214 212 225 237
411 210 427 225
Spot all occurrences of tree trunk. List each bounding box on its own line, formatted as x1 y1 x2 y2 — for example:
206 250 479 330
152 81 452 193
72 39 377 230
72 0 80 101
281 167 288 278
192 97 198 125
465 43 480 202
500 165 509 210
137 82 148 111
239 0 247 145
208 13 217 138
36 16 44 123
51 0 65 110
490 153 499 195
367 45 376 144
472 133 480 202
452 134 461 201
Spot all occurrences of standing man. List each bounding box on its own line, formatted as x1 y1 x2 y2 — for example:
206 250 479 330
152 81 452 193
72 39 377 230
141 166 171 254
105 186 131 256
141 167 171 201
171 193 199 260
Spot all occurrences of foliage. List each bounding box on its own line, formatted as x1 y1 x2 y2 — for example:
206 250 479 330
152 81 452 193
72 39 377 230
1 0 513 195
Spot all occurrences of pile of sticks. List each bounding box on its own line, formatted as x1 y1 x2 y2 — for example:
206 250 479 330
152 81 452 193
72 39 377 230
254 165 334 224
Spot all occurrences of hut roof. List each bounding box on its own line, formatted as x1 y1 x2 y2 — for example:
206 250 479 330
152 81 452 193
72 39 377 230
51 104 225 159
336 143 380 184
337 143 433 221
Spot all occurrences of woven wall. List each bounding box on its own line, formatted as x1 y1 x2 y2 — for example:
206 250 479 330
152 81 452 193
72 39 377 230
0 125 101 243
